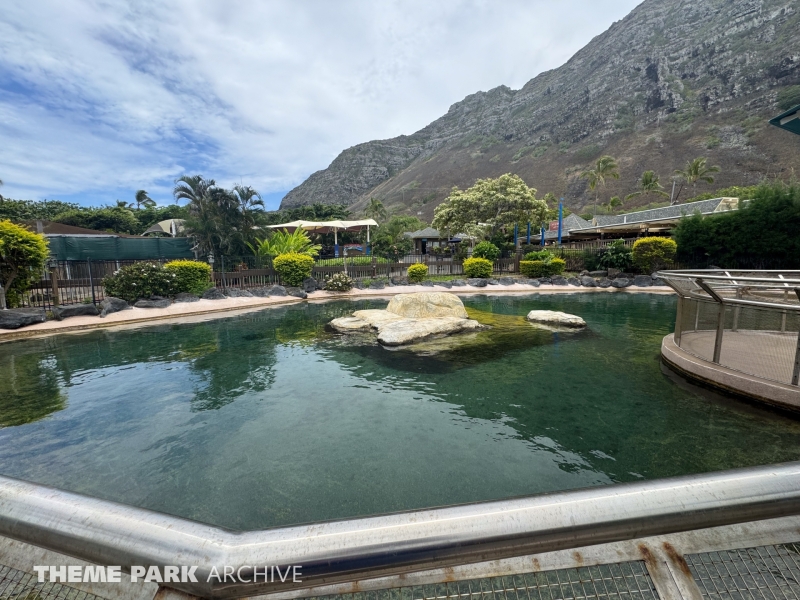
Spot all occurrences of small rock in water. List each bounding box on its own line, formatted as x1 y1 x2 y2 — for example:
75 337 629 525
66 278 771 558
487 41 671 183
526 310 587 328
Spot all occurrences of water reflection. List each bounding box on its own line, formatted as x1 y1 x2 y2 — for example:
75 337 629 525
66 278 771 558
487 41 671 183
0 347 65 426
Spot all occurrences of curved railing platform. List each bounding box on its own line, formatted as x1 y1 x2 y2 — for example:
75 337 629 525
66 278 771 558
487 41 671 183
1 463 800 599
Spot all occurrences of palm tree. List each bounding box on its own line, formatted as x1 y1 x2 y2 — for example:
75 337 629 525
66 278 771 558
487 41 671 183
115 199 134 209
173 175 216 205
602 196 623 212
0 178 4 203
232 184 265 246
364 197 387 222
135 190 156 209
625 170 669 201
672 157 720 204
580 155 620 215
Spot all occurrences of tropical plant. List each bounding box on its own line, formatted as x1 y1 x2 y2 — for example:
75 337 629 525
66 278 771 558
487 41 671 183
232 184 265 246
672 157 721 204
632 237 677 273
471 241 500 261
371 215 425 260
273 253 315 286
432 174 547 239
0 220 49 307
407 263 428 283
173 175 216 205
135 190 156 210
602 196 623 212
625 171 668 201
115 199 134 209
463 257 493 278
580 155 620 215
248 228 321 258
0 178 4 203
51 207 141 234
102 262 173 303
163 260 212 295
364 198 387 222
324 272 354 292
598 240 633 270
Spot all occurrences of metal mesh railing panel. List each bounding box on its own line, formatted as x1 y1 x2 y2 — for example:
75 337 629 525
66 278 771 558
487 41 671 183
686 543 800 600
309 562 659 600
0 564 108 600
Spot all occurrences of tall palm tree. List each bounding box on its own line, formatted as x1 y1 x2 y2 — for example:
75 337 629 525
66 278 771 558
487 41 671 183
115 199 134 209
232 184 265 246
580 155 620 215
135 190 156 209
0 178 4 203
602 196 623 212
173 175 216 205
364 197 387 222
672 157 720 204
625 170 669 201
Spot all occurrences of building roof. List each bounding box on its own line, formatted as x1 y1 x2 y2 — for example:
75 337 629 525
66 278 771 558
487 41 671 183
770 104 800 136
404 227 441 239
20 220 139 237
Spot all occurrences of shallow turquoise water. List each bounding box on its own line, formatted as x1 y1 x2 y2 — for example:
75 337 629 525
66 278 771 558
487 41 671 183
1 293 799 531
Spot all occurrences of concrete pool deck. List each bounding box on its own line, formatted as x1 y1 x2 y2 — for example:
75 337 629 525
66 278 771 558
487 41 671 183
0 283 674 341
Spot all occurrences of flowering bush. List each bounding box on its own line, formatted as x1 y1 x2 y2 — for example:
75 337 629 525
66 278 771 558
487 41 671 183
407 263 428 283
324 272 354 292
163 260 212 295
463 257 493 278
102 262 173 302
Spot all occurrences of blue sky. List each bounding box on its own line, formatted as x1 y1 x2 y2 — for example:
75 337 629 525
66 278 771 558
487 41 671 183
0 0 640 211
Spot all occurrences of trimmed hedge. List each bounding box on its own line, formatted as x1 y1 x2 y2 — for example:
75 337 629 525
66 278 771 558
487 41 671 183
102 262 173 302
273 253 314 286
407 263 428 283
519 257 566 278
463 257 492 278
0 220 49 307
164 260 211 295
632 237 677 273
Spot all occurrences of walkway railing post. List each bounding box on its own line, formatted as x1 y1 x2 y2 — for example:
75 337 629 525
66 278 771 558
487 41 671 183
793 288 800 386
674 295 684 346
87 259 97 305
696 279 725 364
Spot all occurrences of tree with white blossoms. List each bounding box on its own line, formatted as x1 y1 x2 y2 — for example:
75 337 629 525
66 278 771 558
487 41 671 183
432 174 547 240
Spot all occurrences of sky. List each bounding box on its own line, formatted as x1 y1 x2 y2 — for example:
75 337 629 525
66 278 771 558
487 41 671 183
0 0 641 210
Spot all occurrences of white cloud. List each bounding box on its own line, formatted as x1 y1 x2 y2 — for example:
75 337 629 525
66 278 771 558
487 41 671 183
0 0 640 209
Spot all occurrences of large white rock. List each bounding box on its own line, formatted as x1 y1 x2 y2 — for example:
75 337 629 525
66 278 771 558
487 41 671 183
526 310 587 328
329 292 484 345
386 292 468 319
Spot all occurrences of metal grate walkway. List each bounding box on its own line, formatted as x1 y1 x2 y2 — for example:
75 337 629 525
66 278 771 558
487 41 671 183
0 564 108 600
686 543 800 599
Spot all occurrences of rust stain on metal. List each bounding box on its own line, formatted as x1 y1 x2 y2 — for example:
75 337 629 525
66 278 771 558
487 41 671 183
572 551 584 566
638 543 657 570
662 542 693 577
349 581 362 593
530 558 541 572
443 566 456 582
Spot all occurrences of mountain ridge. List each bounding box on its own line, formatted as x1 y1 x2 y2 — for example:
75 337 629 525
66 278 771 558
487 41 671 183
281 0 800 218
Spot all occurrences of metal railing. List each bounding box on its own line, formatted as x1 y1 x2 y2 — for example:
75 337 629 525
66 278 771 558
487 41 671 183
0 462 799 599
658 270 800 386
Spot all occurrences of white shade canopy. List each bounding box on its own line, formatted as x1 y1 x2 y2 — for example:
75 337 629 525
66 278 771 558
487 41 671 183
267 219 378 233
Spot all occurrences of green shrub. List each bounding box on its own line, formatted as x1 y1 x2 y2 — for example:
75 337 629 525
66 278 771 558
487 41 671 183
520 260 548 278
163 260 212 295
102 262 172 302
0 220 49 307
549 257 566 275
273 253 314 286
598 240 633 270
523 249 553 262
463 257 493 278
471 241 500 261
324 272 354 292
519 250 565 277
407 263 428 283
632 237 677 273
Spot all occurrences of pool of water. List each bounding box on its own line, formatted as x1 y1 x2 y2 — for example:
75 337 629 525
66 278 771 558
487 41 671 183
1 293 799 531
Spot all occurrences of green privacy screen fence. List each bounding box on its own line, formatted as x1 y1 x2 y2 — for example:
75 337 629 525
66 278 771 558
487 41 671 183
46 236 195 260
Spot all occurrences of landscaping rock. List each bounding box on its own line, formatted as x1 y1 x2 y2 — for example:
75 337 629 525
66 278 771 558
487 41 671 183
526 310 587 328
51 304 99 320
266 285 288 297
580 270 589 276
225 288 253 298
467 278 488 287
378 317 484 346
498 277 515 285
487 278 500 285
201 287 226 300
99 297 131 317
611 278 631 288
390 276 409 286
651 272 666 286
286 287 307 299
437 281 453 288
607 268 622 279
551 276 568 286
580 276 597 287
528 279 541 287
368 280 386 290
134 297 172 309
328 316 372 332
633 275 653 287
538 277 552 284
421 280 435 287
588 270 608 277
450 279 467 286
302 277 318 293
173 292 200 303
597 278 612 288
250 286 271 297
354 281 366 289
0 308 47 329
566 277 582 286
386 292 469 319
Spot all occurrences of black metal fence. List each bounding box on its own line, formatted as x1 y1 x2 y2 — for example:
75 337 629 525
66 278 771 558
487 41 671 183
13 247 680 309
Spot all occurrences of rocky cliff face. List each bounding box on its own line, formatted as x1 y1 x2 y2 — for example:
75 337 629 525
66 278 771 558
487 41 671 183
281 0 800 216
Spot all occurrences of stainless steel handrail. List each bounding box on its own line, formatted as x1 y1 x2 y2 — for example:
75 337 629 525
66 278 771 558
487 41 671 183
1 463 800 599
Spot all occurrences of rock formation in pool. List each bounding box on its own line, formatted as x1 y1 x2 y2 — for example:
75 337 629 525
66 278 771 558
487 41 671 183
526 310 587 328
330 292 486 346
